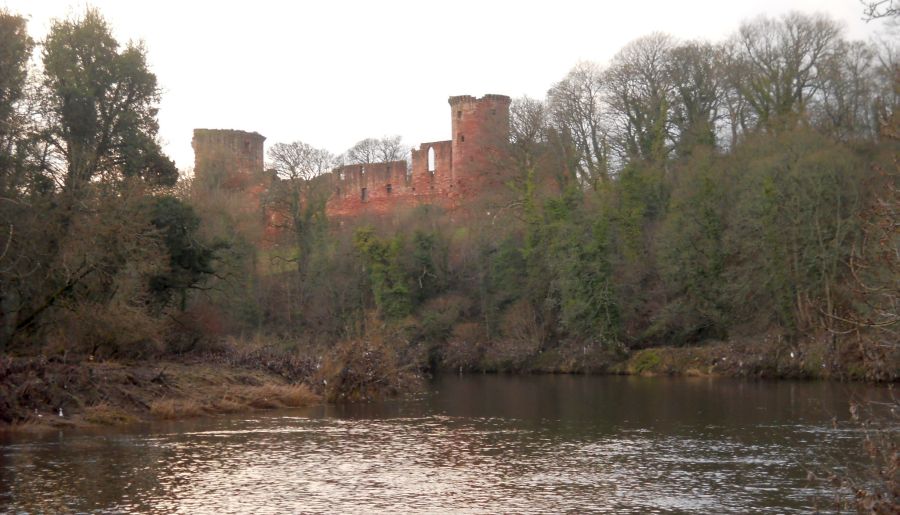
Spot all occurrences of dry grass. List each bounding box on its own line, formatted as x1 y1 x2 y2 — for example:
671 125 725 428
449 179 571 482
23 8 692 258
82 403 136 425
207 398 243 414
235 384 319 409
149 384 319 420
149 399 204 419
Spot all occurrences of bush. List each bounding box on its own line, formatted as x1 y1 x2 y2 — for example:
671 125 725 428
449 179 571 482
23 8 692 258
417 294 472 343
318 329 422 402
48 302 165 359
441 322 486 371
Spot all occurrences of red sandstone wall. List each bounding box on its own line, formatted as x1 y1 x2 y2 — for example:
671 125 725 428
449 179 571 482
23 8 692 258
410 140 452 197
325 94 511 218
448 94 511 201
192 129 266 190
194 95 513 222
327 160 420 217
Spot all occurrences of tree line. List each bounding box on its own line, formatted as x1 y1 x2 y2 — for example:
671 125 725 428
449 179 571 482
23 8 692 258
1 8 896 380
0 9 208 355
251 11 897 377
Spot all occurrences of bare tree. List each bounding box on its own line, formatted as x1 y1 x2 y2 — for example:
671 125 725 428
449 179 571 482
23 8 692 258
816 40 880 140
265 141 334 290
547 62 611 188
268 141 333 181
605 33 676 164
509 97 549 175
861 0 899 20
667 41 727 154
729 12 841 132
344 135 408 165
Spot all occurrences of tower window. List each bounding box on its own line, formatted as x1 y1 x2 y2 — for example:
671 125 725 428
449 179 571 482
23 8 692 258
361 187 367 201
243 140 250 153
427 146 435 172
457 110 462 120
386 183 392 194
458 133 464 143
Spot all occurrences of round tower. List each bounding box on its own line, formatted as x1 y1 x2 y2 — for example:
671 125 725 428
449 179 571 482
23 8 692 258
192 129 266 190
448 94 511 197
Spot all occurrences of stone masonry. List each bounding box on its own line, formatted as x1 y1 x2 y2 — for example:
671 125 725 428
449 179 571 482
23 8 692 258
324 94 511 217
191 94 512 221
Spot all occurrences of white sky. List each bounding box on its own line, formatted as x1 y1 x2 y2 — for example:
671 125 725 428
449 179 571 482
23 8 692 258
2 0 890 171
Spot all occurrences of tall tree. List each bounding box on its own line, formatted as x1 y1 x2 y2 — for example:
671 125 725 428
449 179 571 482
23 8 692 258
266 141 334 285
606 33 676 164
0 10 35 197
728 13 841 132
547 62 611 188
667 41 726 154
41 8 176 195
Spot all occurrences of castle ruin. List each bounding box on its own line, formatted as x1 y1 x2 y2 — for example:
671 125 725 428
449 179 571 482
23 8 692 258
327 94 511 216
192 129 266 190
192 94 512 219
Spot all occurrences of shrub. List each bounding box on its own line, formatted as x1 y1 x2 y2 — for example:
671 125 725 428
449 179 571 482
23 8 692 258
318 329 422 402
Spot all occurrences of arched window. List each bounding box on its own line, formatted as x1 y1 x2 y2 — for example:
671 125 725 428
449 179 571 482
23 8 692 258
427 147 435 173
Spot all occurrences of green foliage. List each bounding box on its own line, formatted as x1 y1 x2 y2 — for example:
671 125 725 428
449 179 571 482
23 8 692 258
630 349 662 374
545 187 619 343
726 130 865 335
42 8 176 188
409 230 446 304
148 196 221 311
0 10 31 133
354 227 412 320
0 11 35 199
654 148 728 342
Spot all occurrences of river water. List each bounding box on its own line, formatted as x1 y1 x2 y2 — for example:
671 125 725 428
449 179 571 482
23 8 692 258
0 374 893 513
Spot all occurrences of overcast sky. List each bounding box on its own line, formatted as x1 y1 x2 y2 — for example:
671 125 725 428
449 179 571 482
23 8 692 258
3 0 891 171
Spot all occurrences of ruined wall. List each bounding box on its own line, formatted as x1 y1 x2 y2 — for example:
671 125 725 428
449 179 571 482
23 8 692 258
327 160 415 217
192 129 266 190
192 95 513 221
410 140 452 196
324 94 511 218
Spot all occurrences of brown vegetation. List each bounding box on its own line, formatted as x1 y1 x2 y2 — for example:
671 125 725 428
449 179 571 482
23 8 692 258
317 322 424 402
0 354 320 429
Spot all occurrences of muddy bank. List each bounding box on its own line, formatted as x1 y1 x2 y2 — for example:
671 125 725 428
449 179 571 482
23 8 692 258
0 355 320 431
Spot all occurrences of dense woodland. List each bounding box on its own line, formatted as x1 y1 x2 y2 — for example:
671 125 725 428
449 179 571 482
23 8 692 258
0 8 897 383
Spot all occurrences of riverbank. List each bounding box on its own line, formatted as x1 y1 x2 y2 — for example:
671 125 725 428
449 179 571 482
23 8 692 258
450 332 898 382
2 332 895 431
0 355 320 432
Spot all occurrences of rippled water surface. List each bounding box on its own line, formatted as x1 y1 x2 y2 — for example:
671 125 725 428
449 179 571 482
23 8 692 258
1 375 892 513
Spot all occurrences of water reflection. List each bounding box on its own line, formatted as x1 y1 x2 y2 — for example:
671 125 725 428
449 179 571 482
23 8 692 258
0 375 890 513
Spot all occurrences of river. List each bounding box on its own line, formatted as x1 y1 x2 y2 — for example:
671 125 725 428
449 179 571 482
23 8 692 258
1 374 893 513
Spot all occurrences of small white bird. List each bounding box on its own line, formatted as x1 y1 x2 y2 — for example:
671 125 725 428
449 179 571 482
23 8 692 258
58 408 64 417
